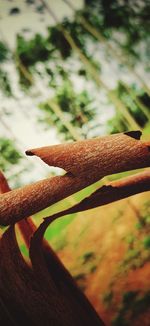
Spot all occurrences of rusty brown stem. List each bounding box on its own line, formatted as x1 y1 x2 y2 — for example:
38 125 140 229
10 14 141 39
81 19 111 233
0 171 35 247
0 132 149 226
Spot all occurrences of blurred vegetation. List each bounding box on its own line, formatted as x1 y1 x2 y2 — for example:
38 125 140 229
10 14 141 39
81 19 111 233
39 82 96 140
0 0 149 182
0 0 150 181
0 138 22 172
0 68 12 97
0 41 10 62
0 0 149 195
112 290 150 326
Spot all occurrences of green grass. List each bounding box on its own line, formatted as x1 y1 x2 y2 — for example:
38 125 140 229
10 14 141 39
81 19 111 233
20 243 29 258
45 213 77 241
143 236 150 249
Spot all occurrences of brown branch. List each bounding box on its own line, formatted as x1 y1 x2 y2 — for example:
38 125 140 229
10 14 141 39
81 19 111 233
35 170 150 232
0 131 150 226
26 168 150 318
0 171 35 247
59 170 150 215
26 131 148 177
0 178 105 325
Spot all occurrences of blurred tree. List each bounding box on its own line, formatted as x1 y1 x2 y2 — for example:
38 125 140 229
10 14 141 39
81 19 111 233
84 0 150 45
0 0 149 152
107 113 127 134
15 33 53 89
39 81 96 141
0 41 10 62
16 34 53 68
0 41 12 97
116 82 148 128
48 25 72 59
83 0 150 95
0 138 22 172
12 2 147 136
0 69 12 97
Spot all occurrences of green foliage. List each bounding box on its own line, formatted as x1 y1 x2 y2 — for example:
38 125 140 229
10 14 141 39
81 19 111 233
0 41 9 62
48 18 90 59
138 92 150 109
56 81 75 112
20 244 29 258
85 0 149 36
0 0 149 178
45 213 77 241
56 82 95 122
143 236 150 249
62 18 88 55
116 82 148 127
35 4 45 14
0 138 22 171
107 113 127 134
39 102 70 140
16 67 32 91
84 0 149 63
81 3 109 37
15 33 58 89
16 34 53 68
112 290 150 325
135 222 144 230
39 82 96 140
48 25 72 59
120 211 150 272
135 202 150 230
0 69 12 96
48 18 101 71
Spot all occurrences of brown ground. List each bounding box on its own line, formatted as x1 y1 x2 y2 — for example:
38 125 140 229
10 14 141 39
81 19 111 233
51 192 150 326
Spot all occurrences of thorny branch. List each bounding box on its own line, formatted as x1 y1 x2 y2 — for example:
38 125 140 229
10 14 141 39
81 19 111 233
0 131 150 326
0 131 150 226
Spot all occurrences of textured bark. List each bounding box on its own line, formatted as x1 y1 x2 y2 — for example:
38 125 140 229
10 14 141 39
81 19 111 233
32 170 150 233
0 171 35 247
0 175 105 326
28 170 150 325
0 131 150 226
26 131 148 176
65 170 150 214
0 226 105 326
0 130 150 326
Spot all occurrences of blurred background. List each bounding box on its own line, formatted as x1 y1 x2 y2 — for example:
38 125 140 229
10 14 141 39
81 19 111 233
0 1 150 325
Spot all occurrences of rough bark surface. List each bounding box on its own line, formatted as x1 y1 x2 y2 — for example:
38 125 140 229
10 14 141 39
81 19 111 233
26 131 150 177
0 132 150 225
0 171 35 247
0 175 105 326
32 170 150 235
0 131 150 326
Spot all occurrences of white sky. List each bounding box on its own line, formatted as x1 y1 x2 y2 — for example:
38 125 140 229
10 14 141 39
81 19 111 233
0 0 83 47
